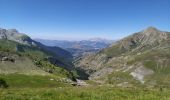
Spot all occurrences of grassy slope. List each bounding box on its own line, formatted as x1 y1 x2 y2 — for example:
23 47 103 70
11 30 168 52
0 39 48 59
0 74 71 88
105 48 170 86
0 87 170 100
126 48 170 87
0 74 170 100
96 32 170 86
0 39 73 77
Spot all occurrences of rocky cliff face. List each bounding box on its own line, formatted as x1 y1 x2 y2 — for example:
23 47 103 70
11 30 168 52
75 27 170 87
0 28 36 46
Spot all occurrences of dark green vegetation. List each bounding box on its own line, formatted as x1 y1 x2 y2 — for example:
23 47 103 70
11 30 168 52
0 79 8 88
0 74 71 88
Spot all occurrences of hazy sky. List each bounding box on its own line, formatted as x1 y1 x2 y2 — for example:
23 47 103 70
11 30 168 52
0 0 170 40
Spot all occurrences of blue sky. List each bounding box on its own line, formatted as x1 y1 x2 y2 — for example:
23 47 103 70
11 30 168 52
0 0 170 40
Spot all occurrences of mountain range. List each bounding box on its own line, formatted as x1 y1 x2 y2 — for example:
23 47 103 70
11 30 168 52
35 38 114 58
1 27 170 88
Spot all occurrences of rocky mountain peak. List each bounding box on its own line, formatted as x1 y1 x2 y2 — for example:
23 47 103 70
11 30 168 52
141 27 163 36
0 28 35 46
7 29 19 33
140 26 167 40
115 27 168 51
144 26 159 32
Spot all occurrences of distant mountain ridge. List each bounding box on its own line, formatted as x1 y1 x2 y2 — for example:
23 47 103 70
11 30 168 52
35 38 114 58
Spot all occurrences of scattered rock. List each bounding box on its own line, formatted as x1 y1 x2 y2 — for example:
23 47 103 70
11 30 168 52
1 56 15 62
130 66 154 84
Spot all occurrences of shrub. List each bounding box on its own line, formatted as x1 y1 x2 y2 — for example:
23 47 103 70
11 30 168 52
0 78 9 88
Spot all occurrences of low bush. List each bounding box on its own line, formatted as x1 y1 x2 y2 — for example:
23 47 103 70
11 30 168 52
0 78 8 88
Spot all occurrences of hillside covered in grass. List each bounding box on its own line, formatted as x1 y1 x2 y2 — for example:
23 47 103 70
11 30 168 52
1 86 170 100
0 28 75 84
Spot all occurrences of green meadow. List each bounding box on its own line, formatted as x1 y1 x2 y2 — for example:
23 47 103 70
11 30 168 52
0 74 170 100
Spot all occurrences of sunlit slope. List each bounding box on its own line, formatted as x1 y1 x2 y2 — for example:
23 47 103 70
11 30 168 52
75 27 170 87
0 28 74 79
